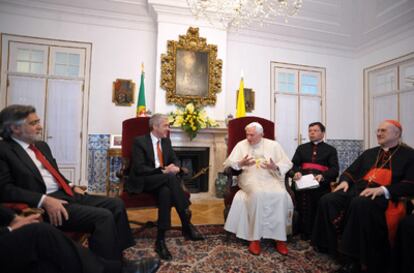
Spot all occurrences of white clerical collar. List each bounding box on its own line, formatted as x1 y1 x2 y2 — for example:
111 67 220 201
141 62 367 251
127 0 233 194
11 137 30 150
312 140 324 145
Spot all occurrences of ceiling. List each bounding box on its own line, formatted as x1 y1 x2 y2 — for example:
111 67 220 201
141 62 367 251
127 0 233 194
2 0 414 52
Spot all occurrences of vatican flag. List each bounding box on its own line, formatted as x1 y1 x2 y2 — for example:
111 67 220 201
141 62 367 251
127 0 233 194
236 76 246 118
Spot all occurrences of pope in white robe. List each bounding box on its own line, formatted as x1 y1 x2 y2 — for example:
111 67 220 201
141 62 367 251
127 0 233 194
224 122 293 255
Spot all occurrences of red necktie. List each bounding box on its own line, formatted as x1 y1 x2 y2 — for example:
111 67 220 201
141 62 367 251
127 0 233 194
29 144 74 196
156 140 164 167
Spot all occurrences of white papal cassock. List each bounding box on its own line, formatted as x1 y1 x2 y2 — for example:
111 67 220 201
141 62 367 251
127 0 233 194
224 138 294 241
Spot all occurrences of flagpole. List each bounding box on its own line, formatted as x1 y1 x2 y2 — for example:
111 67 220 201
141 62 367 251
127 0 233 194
236 70 246 118
136 62 147 117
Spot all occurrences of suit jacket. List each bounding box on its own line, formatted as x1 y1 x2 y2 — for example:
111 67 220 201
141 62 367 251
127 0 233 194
0 139 71 207
0 206 15 236
126 134 179 193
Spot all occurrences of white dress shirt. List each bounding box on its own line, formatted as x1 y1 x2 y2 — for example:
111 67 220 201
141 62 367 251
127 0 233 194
150 133 163 168
12 138 63 207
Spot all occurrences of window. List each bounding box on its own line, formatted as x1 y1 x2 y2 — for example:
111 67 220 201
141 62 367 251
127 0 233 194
364 52 414 148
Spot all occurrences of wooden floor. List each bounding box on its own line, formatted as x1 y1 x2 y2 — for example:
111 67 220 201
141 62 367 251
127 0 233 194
127 197 225 228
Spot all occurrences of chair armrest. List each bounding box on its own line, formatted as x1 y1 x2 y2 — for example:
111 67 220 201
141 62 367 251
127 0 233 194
2 203 44 217
330 181 339 192
284 174 296 207
108 157 130 197
223 166 242 189
21 207 45 217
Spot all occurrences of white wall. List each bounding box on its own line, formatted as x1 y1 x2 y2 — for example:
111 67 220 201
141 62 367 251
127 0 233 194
1 1 412 141
226 37 360 140
0 7 157 135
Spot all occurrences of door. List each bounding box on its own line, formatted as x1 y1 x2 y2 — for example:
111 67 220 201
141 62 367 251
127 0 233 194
271 64 325 158
1 35 91 184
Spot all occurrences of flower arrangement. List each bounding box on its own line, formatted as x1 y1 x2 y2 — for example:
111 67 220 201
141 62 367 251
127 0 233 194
169 102 218 140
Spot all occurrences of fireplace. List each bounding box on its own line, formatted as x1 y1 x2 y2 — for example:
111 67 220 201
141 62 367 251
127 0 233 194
174 146 209 193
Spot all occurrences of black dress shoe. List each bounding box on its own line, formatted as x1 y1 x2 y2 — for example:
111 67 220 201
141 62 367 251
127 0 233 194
335 262 360 273
122 257 160 273
155 239 172 261
182 223 204 241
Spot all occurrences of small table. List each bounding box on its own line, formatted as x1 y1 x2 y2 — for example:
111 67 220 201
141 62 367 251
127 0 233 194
106 148 122 196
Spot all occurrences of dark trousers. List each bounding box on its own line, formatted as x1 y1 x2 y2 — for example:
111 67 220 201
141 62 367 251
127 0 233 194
48 191 134 260
0 222 123 273
142 173 190 230
393 214 414 273
294 185 329 237
312 185 389 272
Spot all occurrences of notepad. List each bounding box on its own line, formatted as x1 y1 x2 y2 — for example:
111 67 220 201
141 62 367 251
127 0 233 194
295 174 320 190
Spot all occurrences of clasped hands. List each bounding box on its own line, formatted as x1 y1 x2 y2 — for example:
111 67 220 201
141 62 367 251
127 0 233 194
162 163 180 174
238 155 279 171
333 181 385 199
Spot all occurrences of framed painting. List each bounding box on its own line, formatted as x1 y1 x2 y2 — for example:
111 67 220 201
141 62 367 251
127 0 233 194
161 27 223 106
236 88 255 112
112 79 135 106
109 134 122 149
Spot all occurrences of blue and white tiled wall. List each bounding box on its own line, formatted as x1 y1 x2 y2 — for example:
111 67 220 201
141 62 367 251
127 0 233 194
87 135 364 193
88 134 122 193
326 139 364 174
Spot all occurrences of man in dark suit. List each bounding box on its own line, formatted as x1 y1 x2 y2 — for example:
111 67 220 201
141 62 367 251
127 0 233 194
0 205 160 273
0 105 158 271
126 113 204 260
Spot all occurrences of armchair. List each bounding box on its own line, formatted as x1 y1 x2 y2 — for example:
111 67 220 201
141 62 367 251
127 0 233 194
112 117 190 226
223 116 289 218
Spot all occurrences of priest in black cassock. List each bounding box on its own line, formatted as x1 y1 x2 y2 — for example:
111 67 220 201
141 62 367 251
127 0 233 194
311 120 414 273
290 122 339 240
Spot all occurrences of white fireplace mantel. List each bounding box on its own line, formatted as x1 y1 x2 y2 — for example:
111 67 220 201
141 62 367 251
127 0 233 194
170 127 227 197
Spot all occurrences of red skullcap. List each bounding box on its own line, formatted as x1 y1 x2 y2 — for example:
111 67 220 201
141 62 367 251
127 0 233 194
385 120 402 131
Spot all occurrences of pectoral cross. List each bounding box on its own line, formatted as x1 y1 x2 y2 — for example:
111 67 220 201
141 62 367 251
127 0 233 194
367 174 375 183
255 158 261 168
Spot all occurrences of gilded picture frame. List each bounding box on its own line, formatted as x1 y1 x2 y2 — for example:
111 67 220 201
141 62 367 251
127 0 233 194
112 79 135 106
161 27 223 106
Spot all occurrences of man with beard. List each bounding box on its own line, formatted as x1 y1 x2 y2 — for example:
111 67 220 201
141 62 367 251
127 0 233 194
0 104 159 272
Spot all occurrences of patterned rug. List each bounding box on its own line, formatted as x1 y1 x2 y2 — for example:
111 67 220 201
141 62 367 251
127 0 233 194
125 225 340 273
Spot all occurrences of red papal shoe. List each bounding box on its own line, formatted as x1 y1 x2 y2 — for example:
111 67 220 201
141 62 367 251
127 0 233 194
276 241 288 255
248 240 261 255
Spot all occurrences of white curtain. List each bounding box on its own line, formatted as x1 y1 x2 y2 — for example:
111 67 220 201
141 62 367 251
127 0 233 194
400 90 414 147
46 79 82 165
275 94 298 159
371 94 398 146
300 96 321 141
7 76 46 120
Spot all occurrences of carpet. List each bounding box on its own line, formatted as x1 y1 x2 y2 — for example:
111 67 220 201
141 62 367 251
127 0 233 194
124 225 340 273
